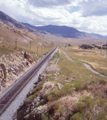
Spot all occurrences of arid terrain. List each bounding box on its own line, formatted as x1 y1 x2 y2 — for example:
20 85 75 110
0 10 107 120
17 45 107 120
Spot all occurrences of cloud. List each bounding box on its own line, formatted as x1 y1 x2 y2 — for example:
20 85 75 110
79 0 107 16
27 0 68 8
0 0 107 35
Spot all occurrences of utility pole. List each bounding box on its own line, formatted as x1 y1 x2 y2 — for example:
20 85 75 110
41 46 42 53
106 41 107 59
44 46 45 53
30 41 31 51
100 42 101 54
15 39 17 49
37 45 38 56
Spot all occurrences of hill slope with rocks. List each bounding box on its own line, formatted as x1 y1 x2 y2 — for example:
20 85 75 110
0 48 34 93
0 11 51 93
0 11 49 46
0 11 35 32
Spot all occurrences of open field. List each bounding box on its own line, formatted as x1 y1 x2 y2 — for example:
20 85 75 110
66 45 107 76
36 31 107 45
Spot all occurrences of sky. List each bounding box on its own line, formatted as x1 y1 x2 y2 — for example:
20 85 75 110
0 0 107 35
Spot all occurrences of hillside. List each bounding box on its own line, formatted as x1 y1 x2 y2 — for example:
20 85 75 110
0 11 26 29
0 11 53 93
23 23 99 39
91 33 107 38
0 11 35 32
0 12 50 49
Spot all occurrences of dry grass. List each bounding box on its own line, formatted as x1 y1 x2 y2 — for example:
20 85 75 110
0 23 55 59
43 47 107 118
17 46 107 120
66 45 107 76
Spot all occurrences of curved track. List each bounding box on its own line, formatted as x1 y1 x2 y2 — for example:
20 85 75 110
0 46 58 116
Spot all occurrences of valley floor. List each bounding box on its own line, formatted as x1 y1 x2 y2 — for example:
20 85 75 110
17 45 107 120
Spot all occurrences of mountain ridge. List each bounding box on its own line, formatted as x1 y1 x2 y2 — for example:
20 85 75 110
0 11 26 29
0 10 106 39
0 11 35 32
22 23 99 39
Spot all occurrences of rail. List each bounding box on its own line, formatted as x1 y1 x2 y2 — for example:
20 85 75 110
0 46 58 116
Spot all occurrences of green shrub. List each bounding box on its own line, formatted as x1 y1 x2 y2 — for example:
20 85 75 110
45 85 74 102
98 79 106 85
79 44 94 49
55 85 74 97
80 96 95 109
96 111 106 120
47 95 53 101
27 82 43 100
41 114 48 120
85 111 92 120
48 101 61 116
53 52 60 59
24 98 32 104
28 91 39 100
74 81 87 91
70 112 83 120
49 101 60 111
72 102 87 113
98 99 106 107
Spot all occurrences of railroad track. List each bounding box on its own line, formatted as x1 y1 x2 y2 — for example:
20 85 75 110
0 46 58 116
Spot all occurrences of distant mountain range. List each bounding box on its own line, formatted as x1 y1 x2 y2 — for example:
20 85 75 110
91 33 107 39
0 10 107 39
22 23 99 39
22 23 107 39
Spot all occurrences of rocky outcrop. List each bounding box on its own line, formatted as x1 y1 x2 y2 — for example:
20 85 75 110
0 51 34 93
24 52 33 64
56 83 63 90
0 63 7 91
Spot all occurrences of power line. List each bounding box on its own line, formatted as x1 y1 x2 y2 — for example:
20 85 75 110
64 0 86 17
41 0 86 17
106 41 107 59
41 0 52 8
40 0 65 16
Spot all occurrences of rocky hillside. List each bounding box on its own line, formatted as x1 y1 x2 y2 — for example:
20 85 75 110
0 49 34 93
0 11 34 32
0 11 50 47
0 11 53 94
0 20 49 46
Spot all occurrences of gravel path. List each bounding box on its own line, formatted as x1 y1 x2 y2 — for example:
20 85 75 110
64 47 106 77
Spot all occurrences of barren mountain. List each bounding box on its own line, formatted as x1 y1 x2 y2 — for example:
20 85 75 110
0 11 35 32
0 11 50 47
0 11 26 29
23 23 99 39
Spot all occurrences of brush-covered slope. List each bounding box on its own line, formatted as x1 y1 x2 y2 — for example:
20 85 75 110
0 11 50 47
0 20 49 46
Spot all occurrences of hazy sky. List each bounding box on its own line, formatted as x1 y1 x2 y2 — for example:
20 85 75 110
0 0 107 35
